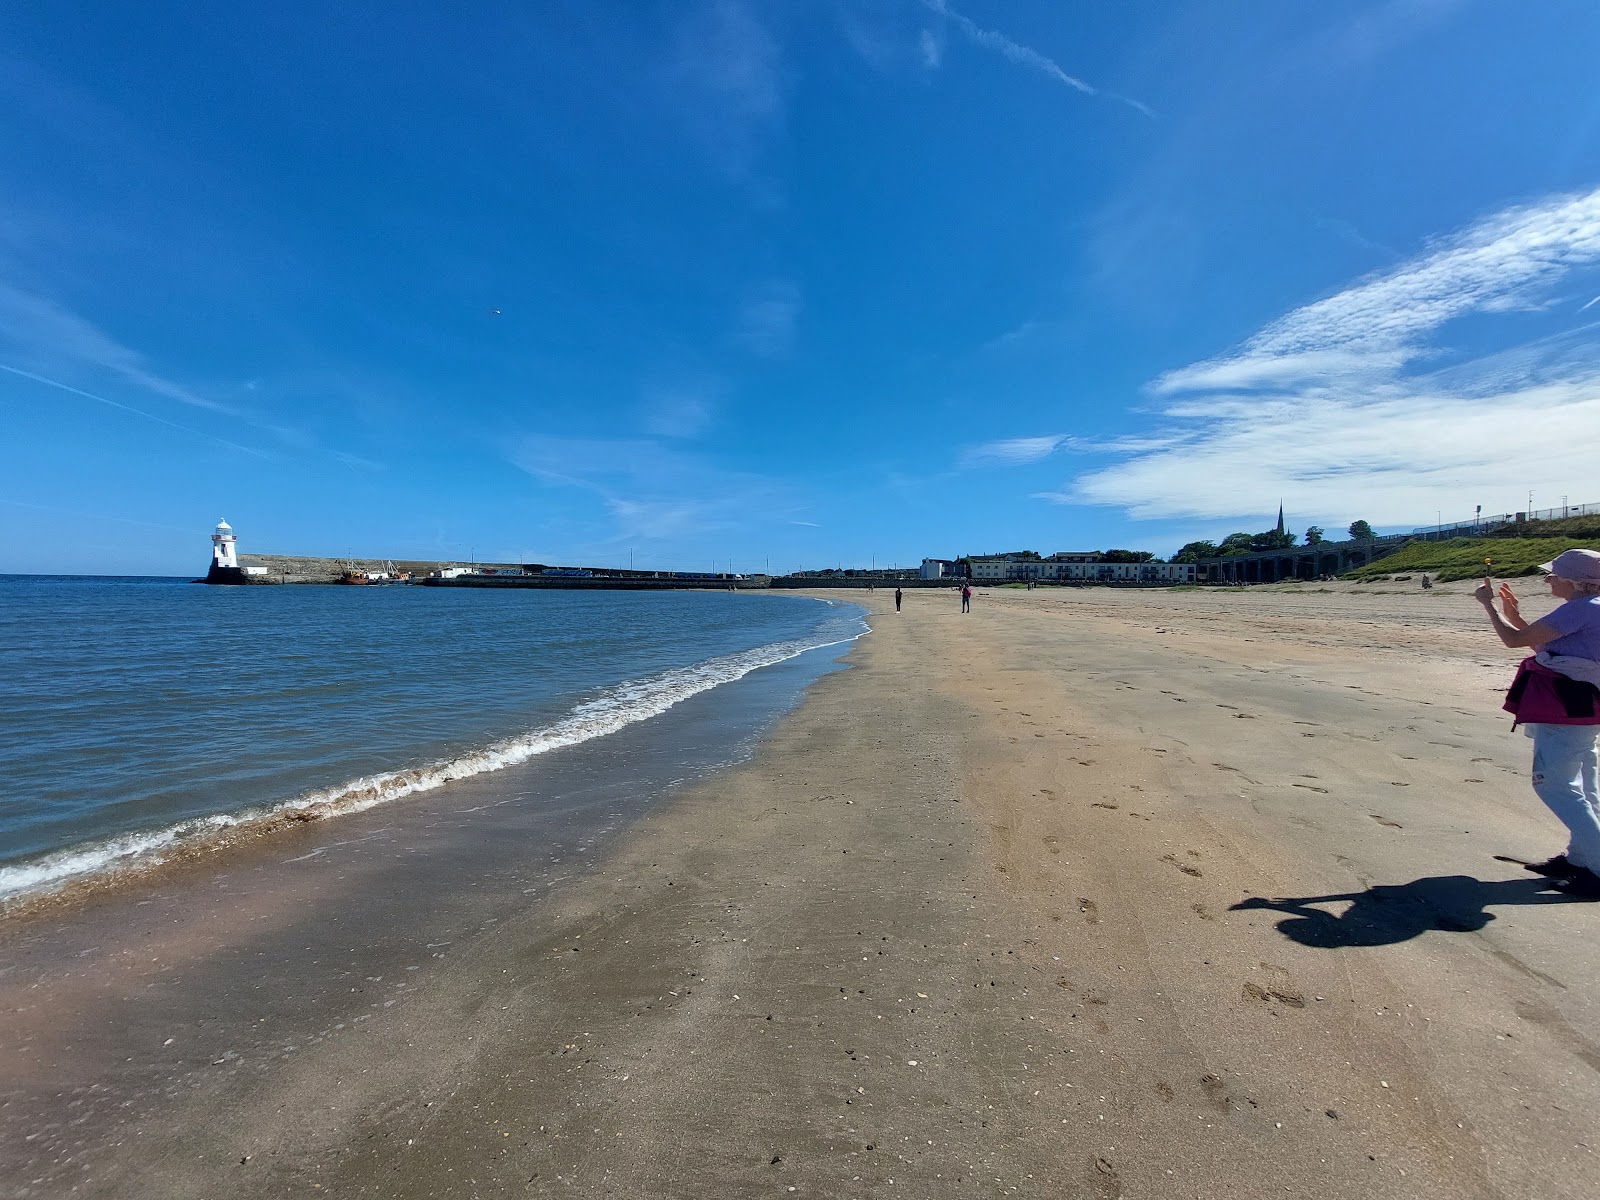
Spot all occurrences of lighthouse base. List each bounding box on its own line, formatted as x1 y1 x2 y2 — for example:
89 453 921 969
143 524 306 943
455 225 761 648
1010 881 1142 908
203 564 253 585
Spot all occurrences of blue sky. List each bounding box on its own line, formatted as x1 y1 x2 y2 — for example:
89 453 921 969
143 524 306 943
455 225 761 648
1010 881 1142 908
5 0 1600 576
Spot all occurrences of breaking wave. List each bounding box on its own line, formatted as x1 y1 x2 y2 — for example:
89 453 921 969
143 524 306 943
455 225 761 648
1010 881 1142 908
0 623 865 907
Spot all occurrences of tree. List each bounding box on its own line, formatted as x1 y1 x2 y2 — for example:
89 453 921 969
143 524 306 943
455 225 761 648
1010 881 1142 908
1250 528 1296 552
1348 519 1374 540
1101 549 1156 563
1218 532 1254 555
1172 539 1220 563
1304 526 1324 545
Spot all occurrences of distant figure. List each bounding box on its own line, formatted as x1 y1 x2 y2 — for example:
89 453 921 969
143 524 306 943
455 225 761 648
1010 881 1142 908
1476 549 1600 898
961 584 972 613
1421 573 1432 590
894 587 903 612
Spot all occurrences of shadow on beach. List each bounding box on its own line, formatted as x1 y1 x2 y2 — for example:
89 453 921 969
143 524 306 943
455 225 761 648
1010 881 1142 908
1231 874 1595 948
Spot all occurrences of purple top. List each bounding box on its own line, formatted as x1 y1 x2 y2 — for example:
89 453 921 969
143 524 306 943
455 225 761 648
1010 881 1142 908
1541 595 1600 661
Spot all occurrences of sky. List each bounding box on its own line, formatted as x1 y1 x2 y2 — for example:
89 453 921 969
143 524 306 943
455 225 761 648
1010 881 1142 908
4 0 1600 576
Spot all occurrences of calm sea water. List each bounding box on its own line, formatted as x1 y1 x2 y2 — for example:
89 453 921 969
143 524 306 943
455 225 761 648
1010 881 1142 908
0 576 865 900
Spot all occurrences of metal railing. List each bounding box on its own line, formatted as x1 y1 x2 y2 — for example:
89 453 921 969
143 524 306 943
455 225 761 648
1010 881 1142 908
1409 501 1600 539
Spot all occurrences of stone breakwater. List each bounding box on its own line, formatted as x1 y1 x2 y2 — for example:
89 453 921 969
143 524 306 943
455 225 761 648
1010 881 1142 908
235 554 506 584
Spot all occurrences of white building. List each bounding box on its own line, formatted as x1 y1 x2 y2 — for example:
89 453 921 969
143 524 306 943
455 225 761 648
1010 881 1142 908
966 551 1194 585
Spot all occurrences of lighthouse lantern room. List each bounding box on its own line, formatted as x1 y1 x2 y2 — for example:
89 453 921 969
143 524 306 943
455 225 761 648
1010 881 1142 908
212 519 238 569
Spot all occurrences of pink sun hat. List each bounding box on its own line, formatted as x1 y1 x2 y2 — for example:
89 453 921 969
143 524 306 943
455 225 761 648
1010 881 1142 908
1538 548 1600 582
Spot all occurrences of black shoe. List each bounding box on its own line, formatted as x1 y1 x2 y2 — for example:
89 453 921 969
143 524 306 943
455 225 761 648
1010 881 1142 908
1524 854 1576 878
1554 867 1600 900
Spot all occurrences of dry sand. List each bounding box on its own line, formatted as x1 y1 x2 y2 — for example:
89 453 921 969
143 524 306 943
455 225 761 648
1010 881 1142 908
4 580 1599 1199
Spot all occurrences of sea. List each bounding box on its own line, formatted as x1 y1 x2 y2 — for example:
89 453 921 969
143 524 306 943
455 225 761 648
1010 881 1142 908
0 575 867 905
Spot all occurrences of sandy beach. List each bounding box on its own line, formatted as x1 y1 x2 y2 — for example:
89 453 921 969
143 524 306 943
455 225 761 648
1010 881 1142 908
4 580 1598 1199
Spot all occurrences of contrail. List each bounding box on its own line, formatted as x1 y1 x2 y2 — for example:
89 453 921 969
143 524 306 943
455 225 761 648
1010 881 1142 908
0 362 270 458
922 0 1153 115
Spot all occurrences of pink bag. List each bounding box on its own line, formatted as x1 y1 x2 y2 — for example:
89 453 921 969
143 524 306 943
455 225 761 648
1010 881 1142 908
1502 657 1600 727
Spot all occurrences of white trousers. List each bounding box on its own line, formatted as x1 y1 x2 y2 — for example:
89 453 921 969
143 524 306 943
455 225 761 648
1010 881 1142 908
1529 723 1600 872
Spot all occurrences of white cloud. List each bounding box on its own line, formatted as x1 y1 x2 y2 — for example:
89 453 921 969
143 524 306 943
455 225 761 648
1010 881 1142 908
1154 189 1600 396
919 28 942 69
1066 187 1600 527
963 434 1068 468
736 280 802 356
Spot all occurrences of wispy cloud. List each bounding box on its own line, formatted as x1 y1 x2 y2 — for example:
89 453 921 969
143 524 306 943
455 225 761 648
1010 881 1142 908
922 0 1151 116
736 280 802 356
919 28 943 69
1063 187 1600 526
962 434 1069 468
1315 0 1471 69
643 384 717 439
510 433 791 543
1153 189 1600 396
0 282 233 414
0 363 269 458
789 519 821 527
667 0 786 179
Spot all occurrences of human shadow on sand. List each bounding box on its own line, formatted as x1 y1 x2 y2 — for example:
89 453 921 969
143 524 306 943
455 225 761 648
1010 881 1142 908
1231 874 1595 948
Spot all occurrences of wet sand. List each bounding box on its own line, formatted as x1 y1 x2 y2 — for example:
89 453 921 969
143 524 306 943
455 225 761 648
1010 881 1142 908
4 580 1598 1199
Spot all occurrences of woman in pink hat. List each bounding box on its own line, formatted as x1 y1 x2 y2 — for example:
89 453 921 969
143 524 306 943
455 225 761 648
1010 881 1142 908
1477 549 1600 897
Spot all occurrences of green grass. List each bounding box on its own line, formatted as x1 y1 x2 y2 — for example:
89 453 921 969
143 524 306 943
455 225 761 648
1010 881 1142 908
1346 536 1600 582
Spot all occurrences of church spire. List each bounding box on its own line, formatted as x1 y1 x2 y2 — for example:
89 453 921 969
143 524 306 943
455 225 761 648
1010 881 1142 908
1276 502 1285 536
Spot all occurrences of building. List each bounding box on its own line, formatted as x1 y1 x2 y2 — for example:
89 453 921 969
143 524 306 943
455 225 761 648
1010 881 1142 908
965 551 1193 585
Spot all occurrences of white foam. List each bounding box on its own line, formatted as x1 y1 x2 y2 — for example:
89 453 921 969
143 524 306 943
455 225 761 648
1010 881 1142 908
0 619 866 905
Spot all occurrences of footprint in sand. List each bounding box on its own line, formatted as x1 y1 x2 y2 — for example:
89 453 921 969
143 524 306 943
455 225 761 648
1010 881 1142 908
1091 1156 1121 1199
1371 815 1403 828
1077 897 1101 923
1198 1073 1232 1111
1292 783 1330 793
1039 788 1057 797
1161 853 1203 878
1042 835 1062 855
1242 981 1307 1008
1090 801 1119 810
1192 903 1215 921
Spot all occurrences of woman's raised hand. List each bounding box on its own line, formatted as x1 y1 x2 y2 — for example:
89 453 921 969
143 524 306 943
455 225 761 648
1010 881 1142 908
1498 582 1521 621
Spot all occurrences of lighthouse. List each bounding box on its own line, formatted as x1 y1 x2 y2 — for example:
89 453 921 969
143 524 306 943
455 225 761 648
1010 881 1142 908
212 519 238 570
202 518 260 583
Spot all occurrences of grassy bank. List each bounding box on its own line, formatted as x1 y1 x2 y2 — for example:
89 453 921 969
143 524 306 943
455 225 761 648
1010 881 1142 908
1346 535 1600 582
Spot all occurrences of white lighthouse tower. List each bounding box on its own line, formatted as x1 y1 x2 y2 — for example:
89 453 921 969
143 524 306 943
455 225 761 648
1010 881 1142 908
211 519 239 570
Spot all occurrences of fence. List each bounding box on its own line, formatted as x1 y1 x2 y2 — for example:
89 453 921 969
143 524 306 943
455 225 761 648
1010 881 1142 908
1408 501 1600 540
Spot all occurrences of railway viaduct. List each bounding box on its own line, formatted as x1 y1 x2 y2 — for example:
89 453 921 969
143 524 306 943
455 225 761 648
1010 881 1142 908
1197 534 1409 584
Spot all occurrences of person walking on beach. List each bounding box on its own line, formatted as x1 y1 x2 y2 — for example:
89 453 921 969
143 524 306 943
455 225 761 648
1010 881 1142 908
1476 549 1600 898
894 587 902 612
961 584 972 613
